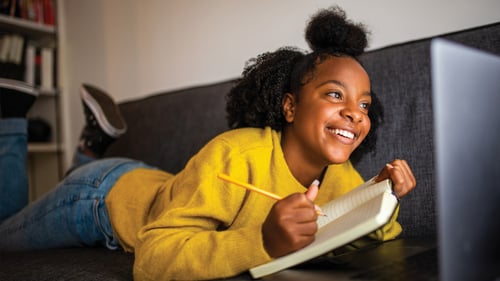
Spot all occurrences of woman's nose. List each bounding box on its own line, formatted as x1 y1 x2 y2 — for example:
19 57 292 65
341 104 363 123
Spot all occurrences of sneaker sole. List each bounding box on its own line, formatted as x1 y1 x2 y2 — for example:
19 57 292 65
80 84 127 138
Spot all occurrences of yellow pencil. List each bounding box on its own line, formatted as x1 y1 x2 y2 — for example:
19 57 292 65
217 173 326 216
218 173 283 200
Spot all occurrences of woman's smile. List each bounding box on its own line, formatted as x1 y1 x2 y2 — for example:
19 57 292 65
326 126 357 145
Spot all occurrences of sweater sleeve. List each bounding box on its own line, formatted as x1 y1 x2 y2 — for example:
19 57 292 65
133 137 273 281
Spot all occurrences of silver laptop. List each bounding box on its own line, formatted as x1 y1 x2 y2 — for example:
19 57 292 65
432 38 500 281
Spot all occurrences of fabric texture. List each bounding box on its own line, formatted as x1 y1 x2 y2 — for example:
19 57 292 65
0 247 134 281
0 156 146 251
104 80 233 174
0 118 28 221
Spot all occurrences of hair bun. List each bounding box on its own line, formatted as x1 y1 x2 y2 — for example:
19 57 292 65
305 6 369 57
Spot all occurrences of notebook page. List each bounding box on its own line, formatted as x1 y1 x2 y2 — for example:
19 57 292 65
317 179 392 228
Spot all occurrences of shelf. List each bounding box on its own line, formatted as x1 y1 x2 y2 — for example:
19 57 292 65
0 14 55 37
38 87 59 96
28 142 63 153
0 14 56 47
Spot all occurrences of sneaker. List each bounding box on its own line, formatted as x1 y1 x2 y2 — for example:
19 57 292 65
80 84 126 137
0 78 38 118
79 84 126 156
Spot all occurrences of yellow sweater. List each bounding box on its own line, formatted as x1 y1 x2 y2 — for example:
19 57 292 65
105 127 401 281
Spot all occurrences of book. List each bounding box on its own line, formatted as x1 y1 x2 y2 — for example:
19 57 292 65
24 43 35 85
0 34 26 80
40 46 53 90
249 178 398 278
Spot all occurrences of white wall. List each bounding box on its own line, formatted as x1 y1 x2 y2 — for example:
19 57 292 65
58 0 500 168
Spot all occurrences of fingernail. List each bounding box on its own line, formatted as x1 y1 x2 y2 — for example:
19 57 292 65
391 191 400 201
312 179 320 186
386 163 394 169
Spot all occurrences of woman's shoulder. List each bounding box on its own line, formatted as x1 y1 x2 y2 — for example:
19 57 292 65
183 127 282 174
213 127 278 148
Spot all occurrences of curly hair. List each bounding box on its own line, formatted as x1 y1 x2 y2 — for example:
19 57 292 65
226 6 383 155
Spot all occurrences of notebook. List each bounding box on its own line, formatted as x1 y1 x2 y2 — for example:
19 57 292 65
431 38 500 281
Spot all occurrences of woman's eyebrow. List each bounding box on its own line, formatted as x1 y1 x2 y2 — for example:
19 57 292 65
316 80 345 89
316 80 371 97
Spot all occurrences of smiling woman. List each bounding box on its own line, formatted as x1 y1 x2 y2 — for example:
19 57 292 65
226 6 381 187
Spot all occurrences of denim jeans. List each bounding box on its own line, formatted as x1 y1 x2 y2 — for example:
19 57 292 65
0 118 151 251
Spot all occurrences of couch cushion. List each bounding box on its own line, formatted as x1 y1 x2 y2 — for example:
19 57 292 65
0 248 134 281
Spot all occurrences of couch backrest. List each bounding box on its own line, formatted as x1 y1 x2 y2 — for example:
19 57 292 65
104 23 500 238
104 80 234 174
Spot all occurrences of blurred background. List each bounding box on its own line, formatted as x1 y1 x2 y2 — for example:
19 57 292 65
58 0 499 168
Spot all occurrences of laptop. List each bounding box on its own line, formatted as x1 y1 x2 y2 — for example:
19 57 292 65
432 39 500 281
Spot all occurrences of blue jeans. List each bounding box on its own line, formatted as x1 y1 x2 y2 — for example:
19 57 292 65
0 118 151 251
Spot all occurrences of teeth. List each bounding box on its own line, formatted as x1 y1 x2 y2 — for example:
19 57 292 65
333 129 355 139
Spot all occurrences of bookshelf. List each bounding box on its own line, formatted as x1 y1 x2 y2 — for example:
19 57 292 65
0 0 62 201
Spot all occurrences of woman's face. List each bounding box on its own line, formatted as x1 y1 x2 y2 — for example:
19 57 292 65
282 56 372 167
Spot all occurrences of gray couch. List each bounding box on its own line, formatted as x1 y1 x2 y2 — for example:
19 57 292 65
1 22 499 281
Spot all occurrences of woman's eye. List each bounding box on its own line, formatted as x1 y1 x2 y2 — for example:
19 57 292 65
328 92 342 99
360 102 371 110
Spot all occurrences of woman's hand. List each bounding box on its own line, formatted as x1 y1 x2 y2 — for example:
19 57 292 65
261 181 320 258
375 159 416 199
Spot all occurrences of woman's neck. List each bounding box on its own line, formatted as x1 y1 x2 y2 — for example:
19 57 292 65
281 133 328 187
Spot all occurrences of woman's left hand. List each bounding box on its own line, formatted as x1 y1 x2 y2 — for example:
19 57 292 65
375 159 416 199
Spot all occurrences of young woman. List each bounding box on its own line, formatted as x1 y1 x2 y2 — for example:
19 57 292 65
0 6 415 281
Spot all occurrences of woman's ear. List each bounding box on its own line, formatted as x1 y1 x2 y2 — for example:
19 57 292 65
282 93 297 123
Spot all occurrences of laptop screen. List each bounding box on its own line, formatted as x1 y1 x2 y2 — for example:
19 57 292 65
431 39 500 281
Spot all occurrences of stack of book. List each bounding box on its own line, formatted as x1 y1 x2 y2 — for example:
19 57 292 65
0 0 56 26
0 33 54 91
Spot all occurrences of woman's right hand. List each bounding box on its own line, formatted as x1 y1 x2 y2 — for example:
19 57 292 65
261 181 320 258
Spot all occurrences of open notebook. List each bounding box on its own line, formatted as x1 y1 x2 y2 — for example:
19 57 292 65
249 178 398 278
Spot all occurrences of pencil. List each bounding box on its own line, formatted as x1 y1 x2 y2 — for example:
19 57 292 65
218 173 283 200
217 173 326 216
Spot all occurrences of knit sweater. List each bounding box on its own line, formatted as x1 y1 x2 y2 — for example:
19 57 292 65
105 127 401 280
